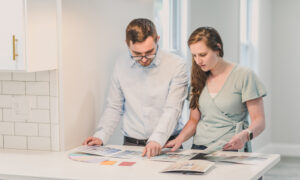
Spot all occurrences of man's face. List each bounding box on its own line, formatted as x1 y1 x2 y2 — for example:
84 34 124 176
128 36 159 67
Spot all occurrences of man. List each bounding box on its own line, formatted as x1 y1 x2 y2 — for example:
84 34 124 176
83 18 188 158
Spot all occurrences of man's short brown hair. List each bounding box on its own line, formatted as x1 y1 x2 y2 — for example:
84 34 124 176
126 18 158 46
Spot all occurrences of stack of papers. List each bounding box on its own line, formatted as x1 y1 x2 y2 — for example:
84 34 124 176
161 160 215 174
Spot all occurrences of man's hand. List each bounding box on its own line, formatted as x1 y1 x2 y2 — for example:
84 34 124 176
142 141 162 158
164 137 183 152
82 136 103 146
223 130 248 150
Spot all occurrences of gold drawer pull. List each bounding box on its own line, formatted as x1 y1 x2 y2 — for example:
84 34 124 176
13 35 18 60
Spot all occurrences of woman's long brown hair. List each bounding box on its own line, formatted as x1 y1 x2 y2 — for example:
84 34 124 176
188 27 224 110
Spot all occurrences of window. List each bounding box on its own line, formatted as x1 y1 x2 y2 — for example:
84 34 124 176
240 0 253 67
154 0 188 58
240 0 259 71
154 0 190 126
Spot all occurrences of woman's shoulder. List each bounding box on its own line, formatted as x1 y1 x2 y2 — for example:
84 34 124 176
233 64 254 76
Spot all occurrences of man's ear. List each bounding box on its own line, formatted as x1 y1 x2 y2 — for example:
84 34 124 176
217 43 221 49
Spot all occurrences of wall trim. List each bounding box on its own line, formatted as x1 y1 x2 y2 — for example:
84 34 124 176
256 143 300 156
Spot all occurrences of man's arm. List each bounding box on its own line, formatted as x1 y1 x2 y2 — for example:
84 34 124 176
146 62 189 154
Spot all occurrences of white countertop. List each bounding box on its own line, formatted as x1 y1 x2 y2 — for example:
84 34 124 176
0 145 280 180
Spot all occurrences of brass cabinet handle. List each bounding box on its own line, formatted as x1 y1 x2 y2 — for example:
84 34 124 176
13 35 18 60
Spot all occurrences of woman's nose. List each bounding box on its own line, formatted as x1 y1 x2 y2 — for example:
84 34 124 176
194 56 201 64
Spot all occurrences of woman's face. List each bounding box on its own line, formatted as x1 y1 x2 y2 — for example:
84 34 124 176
189 40 219 72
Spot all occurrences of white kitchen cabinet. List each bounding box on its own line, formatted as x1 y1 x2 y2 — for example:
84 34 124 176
0 0 57 72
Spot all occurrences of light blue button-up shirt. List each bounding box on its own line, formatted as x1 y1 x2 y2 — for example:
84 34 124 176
94 49 189 146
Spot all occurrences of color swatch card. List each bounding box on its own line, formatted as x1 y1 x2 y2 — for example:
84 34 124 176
118 161 136 166
101 161 117 165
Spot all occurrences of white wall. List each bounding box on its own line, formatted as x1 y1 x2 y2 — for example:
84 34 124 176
251 0 273 151
189 0 240 63
265 0 300 155
60 0 153 150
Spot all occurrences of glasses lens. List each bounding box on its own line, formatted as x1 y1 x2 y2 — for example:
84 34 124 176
131 56 143 61
145 54 156 59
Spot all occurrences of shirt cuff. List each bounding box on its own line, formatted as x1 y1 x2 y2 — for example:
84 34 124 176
93 131 109 145
148 133 168 147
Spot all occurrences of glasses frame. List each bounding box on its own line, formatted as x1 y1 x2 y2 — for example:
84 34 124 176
129 44 159 61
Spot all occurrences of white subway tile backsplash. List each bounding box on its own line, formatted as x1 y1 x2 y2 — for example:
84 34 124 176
2 109 13 121
0 95 12 108
13 72 35 81
1 70 59 151
0 122 14 135
3 109 27 122
4 136 27 149
36 71 50 81
37 96 50 109
30 109 50 123
15 123 38 136
0 72 12 80
27 96 37 109
2 81 25 95
51 124 60 151
28 137 51 150
39 124 51 137
26 82 49 96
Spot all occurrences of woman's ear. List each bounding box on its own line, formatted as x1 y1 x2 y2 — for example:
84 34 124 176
216 43 222 57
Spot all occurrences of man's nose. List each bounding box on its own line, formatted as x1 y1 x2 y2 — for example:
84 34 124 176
141 56 148 62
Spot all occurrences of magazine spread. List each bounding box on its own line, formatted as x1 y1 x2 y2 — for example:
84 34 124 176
73 145 198 162
194 151 269 165
161 160 215 174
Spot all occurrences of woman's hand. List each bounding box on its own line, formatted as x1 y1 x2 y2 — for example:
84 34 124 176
223 130 248 150
164 137 183 152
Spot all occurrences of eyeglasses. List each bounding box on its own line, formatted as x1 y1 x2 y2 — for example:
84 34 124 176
129 45 159 61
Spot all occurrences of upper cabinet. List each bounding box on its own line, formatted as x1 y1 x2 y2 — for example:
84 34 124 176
0 0 57 72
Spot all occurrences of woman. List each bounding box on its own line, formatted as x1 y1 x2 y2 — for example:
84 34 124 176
165 27 266 151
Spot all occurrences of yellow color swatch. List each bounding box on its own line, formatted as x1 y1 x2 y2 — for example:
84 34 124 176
100 161 117 165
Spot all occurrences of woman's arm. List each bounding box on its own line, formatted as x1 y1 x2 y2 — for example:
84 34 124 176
164 108 201 151
223 97 265 150
246 97 266 138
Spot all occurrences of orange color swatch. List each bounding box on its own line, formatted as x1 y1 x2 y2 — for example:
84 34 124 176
100 161 117 165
